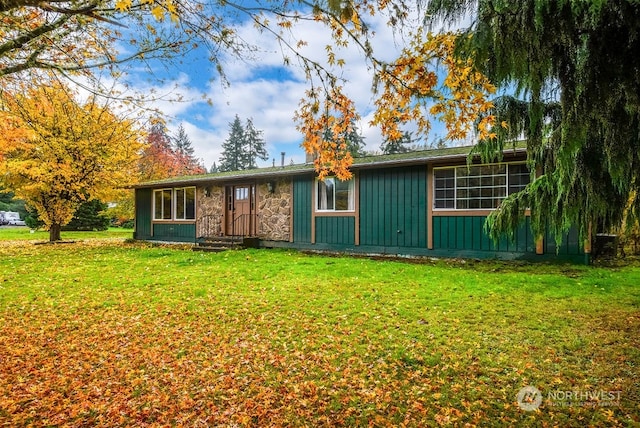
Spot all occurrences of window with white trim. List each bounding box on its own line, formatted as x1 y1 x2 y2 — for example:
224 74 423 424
175 187 196 220
316 177 355 212
434 163 530 210
153 187 196 220
154 189 172 220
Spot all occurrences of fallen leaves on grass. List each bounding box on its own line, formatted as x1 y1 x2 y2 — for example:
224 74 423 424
0 242 638 426
0 307 435 426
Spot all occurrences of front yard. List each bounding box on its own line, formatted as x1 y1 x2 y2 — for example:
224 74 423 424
0 227 133 241
0 239 638 426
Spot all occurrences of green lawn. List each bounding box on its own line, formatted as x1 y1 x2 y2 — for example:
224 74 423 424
0 239 638 426
0 226 134 241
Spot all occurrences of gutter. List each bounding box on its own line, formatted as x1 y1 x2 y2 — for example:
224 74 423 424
350 147 527 170
131 146 527 189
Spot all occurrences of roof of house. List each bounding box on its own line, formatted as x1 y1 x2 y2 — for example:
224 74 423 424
132 143 526 189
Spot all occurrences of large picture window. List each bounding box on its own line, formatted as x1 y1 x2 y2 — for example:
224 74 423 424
316 177 355 212
434 163 530 210
153 187 196 220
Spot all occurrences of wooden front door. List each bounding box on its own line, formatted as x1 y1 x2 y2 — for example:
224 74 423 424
226 185 255 236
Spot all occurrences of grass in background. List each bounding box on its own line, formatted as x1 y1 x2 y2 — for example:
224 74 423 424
0 226 134 241
0 240 638 426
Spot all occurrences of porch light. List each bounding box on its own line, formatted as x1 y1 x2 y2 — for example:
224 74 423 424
266 181 276 193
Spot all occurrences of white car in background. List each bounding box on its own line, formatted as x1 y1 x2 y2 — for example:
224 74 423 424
0 211 26 226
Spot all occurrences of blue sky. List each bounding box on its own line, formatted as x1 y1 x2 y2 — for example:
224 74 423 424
120 8 455 170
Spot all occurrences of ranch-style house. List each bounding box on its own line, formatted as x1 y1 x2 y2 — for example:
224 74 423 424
132 145 589 263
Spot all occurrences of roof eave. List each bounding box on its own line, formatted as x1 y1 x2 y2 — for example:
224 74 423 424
131 146 527 189
130 166 316 189
351 146 527 170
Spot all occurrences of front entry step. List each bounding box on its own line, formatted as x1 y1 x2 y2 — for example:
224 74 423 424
194 236 243 252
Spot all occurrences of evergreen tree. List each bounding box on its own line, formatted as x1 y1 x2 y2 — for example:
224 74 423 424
381 131 412 154
62 200 110 231
218 115 269 171
174 124 194 157
209 162 219 173
344 127 366 158
24 209 44 230
173 124 206 175
426 0 640 244
0 188 27 219
323 123 367 157
243 118 269 169
435 138 447 150
218 115 246 172
173 124 195 164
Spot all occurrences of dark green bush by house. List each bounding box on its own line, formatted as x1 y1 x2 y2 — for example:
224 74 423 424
24 213 44 230
117 219 134 229
62 200 110 231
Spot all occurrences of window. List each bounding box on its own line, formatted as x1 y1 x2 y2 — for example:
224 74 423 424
235 187 249 200
434 163 530 210
175 187 195 220
153 187 196 220
456 165 506 209
434 168 455 209
154 189 172 220
316 177 354 212
508 163 530 194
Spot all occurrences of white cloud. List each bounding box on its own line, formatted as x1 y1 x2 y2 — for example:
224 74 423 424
188 12 404 164
131 72 204 118
132 6 449 169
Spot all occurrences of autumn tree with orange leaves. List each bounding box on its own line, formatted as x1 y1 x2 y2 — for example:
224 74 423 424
0 80 143 241
295 30 495 179
138 122 181 181
138 121 205 181
0 0 495 177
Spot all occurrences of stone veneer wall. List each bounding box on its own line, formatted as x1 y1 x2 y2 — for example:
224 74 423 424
196 185 225 237
257 178 291 241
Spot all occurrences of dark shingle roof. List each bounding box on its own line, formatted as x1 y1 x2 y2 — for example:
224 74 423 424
132 143 526 189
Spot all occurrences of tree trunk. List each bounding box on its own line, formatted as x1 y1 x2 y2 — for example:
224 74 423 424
49 223 61 242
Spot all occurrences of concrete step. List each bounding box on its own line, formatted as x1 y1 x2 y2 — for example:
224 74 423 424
193 245 237 252
198 236 243 244
194 236 244 252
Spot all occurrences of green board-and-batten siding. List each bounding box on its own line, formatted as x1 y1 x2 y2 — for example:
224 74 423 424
292 177 312 243
151 223 196 243
544 227 583 256
315 217 355 245
432 216 584 260
432 216 535 253
135 188 152 240
359 166 427 248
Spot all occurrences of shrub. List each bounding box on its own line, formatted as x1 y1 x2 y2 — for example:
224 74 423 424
62 200 110 231
118 219 135 229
